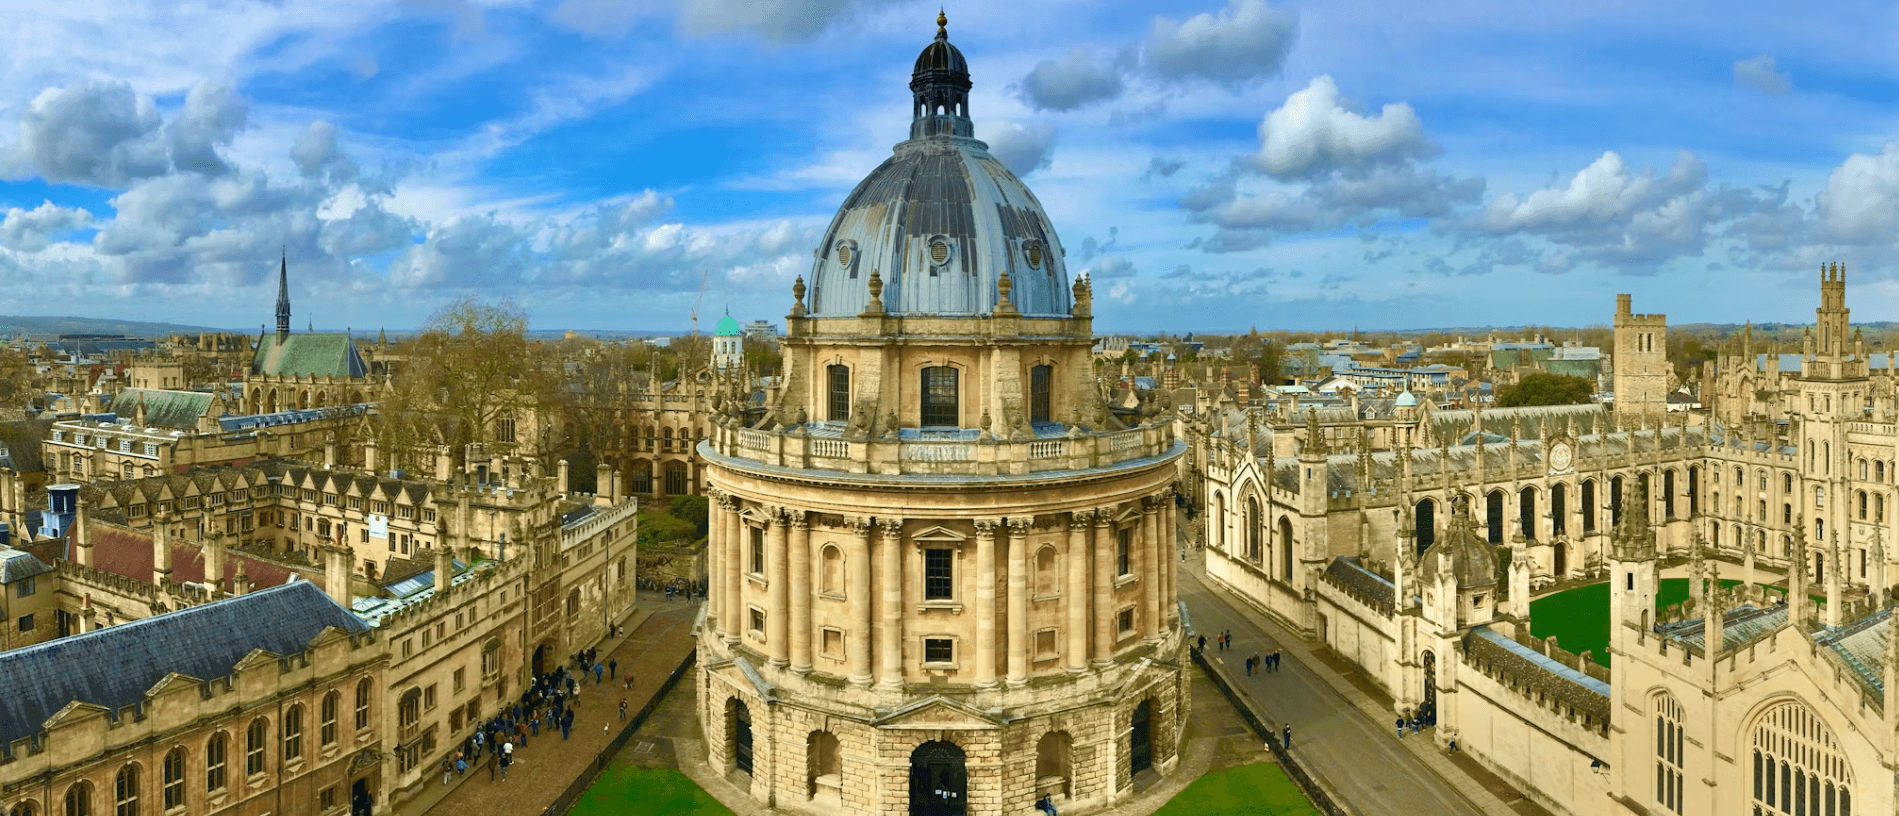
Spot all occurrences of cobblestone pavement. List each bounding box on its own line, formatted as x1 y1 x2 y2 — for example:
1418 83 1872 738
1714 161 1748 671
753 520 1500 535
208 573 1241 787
401 593 700 816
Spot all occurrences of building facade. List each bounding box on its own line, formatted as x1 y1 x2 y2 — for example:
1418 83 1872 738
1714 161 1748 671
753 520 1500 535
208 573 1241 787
694 15 1188 816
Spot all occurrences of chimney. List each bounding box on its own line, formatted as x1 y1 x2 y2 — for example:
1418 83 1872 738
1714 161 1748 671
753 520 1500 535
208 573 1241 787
233 560 251 597
323 545 352 607
596 463 612 504
612 469 624 504
558 458 571 495
74 496 92 567
435 449 453 481
435 546 453 595
204 533 226 597
324 435 338 468
153 517 173 585
364 437 379 473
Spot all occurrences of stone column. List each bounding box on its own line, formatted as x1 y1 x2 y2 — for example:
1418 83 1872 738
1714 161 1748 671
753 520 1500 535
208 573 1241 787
789 513 812 674
877 517 905 690
847 517 873 687
767 508 790 668
720 495 742 644
1092 509 1115 665
974 519 1000 688
1065 511 1091 673
1142 497 1161 641
1006 516 1032 686
1162 496 1177 625
706 489 723 625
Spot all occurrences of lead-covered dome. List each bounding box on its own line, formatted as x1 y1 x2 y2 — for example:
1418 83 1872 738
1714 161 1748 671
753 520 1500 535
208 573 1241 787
806 13 1071 319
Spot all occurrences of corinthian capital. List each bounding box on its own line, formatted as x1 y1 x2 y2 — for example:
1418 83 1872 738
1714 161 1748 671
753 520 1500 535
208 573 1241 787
1006 516 1034 536
1068 509 1094 531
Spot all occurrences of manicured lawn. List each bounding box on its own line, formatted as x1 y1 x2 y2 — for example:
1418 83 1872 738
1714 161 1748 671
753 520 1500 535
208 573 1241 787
566 765 734 816
1529 577 1806 667
565 762 1318 816
1150 762 1322 816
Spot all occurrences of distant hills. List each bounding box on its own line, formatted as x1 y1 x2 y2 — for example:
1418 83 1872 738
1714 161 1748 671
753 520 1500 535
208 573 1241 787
0 315 227 338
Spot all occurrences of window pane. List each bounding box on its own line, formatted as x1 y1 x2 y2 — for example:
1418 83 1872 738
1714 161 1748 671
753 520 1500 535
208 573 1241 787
921 367 959 427
924 549 953 600
829 365 850 422
1030 365 1051 424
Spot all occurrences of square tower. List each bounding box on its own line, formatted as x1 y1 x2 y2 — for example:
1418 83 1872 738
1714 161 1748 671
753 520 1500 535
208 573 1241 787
1612 293 1667 417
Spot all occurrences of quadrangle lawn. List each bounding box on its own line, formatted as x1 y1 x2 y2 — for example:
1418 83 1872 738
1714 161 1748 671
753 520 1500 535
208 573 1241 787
1528 577 1814 667
565 761 1320 816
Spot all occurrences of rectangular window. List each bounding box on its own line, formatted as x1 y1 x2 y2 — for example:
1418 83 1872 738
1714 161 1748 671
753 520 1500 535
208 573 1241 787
1034 629 1057 660
1116 528 1132 577
828 364 850 422
1117 608 1135 635
821 628 843 657
453 668 465 693
1030 365 1052 424
320 787 337 811
749 608 766 636
923 637 953 664
14 576 34 598
17 613 32 633
920 366 959 427
424 684 437 711
924 548 953 600
750 526 766 574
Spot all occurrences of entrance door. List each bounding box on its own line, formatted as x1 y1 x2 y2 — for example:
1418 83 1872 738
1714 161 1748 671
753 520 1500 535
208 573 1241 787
1130 699 1153 773
531 644 546 677
1553 542 1567 577
909 741 967 816
734 702 754 775
351 779 371 816
1421 651 1437 725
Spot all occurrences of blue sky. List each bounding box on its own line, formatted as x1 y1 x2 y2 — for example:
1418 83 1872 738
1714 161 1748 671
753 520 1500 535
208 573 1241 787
4 0 1899 334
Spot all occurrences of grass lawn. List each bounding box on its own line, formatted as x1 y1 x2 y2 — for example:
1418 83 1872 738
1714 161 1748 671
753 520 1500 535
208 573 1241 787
565 761 1318 816
566 765 734 816
1529 577 1816 667
1150 763 1321 816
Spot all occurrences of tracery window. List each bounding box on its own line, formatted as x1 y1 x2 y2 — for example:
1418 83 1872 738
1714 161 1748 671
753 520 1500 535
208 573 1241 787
1654 694 1684 814
1752 700 1853 816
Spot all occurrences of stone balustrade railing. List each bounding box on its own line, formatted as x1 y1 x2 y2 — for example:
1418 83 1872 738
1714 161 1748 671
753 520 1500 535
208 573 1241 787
704 420 1178 477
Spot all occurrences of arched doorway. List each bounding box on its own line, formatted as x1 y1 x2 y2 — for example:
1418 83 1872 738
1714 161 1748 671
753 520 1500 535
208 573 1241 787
1420 651 1437 725
351 778 371 816
909 740 966 816
531 642 548 677
728 698 753 776
1130 699 1154 773
1553 542 1567 577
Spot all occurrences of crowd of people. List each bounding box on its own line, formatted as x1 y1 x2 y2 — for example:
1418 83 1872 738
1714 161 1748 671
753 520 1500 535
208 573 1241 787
440 646 636 787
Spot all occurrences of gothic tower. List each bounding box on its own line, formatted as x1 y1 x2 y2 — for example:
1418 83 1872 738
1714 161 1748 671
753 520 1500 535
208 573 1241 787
1612 293 1667 417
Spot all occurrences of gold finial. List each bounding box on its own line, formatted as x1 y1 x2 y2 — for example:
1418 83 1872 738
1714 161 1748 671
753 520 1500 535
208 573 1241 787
937 9 947 36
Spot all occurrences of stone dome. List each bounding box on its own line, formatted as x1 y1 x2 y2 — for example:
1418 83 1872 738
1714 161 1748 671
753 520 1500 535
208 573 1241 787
1420 498 1497 588
805 13 1071 320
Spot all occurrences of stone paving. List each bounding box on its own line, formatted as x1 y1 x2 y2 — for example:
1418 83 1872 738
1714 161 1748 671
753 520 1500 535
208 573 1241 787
398 592 700 816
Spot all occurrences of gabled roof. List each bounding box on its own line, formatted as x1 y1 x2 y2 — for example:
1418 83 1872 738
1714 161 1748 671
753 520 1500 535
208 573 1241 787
108 388 215 429
0 580 368 751
0 547 52 583
251 333 368 379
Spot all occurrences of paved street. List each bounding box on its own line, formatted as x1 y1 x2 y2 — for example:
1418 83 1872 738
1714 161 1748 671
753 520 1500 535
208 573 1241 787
1177 546 1503 816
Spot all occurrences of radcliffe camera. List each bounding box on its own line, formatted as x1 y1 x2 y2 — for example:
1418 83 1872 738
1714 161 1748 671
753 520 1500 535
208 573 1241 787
0 3 1882 816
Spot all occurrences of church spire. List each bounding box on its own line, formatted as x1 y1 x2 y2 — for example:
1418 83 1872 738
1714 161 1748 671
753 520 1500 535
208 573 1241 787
275 249 291 342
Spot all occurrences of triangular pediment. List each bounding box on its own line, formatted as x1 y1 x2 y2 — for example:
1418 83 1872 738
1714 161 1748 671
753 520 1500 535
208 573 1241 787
42 700 111 731
870 696 1002 730
145 671 206 699
910 525 967 543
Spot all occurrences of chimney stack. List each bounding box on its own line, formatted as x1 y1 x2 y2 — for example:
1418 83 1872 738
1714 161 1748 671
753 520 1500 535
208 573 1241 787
435 546 453 595
558 458 571 495
153 514 173 585
323 544 352 607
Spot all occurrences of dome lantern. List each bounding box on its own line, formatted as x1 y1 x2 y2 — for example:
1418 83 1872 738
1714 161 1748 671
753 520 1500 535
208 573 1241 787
910 10 973 140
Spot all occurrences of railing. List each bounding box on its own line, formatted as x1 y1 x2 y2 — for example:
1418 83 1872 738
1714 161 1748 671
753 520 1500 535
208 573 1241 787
1028 440 1065 459
812 439 849 458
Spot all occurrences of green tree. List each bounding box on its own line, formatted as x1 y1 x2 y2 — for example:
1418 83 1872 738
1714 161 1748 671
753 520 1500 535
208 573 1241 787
1496 373 1595 408
379 297 558 470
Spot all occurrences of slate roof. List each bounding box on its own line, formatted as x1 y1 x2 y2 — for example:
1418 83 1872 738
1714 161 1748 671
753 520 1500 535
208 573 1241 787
0 547 53 583
0 580 368 753
0 418 51 472
1464 625 1610 724
250 333 368 379
108 388 215 429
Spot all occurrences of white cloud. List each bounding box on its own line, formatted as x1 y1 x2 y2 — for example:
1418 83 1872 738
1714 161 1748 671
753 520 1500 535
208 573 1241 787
1733 54 1791 96
1483 151 1699 233
5 82 169 187
1083 255 1137 279
0 201 93 252
1020 48 1124 111
291 121 357 182
1254 76 1432 180
1147 0 1298 86
166 81 249 176
981 121 1058 177
675 0 900 43
1816 142 1899 244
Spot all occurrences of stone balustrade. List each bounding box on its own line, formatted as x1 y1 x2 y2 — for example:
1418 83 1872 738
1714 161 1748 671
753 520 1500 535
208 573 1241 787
705 419 1177 478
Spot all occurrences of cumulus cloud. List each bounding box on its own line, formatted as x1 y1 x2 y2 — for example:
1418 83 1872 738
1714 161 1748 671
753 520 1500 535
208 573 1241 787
1482 151 1702 234
1147 0 1298 86
1816 143 1899 244
1020 48 1124 111
1253 76 1432 180
0 201 93 252
6 82 169 187
1083 256 1137 279
676 0 900 43
1733 54 1792 96
292 121 358 183
166 82 249 175
389 214 533 289
982 121 1058 176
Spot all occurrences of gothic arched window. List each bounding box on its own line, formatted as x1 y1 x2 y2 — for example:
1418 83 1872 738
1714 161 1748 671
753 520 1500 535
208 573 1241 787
1752 700 1853 816
1654 693 1684 814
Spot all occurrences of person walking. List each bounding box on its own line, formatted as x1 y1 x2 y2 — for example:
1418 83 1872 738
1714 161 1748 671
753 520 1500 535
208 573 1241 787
561 710 574 740
441 756 453 786
1196 634 1207 651
594 661 605 684
619 697 629 721
1250 653 1261 676
1396 717 1406 740
454 754 468 779
1281 724 1292 750
609 658 618 679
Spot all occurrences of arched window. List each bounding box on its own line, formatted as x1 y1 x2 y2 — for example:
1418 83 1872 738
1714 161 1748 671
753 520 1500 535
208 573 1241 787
1752 700 1854 816
1859 491 1868 521
1712 524 1720 548
1212 492 1225 549
920 366 959 427
1654 694 1684 814
1581 480 1597 533
1824 441 1831 474
1687 466 1699 517
113 765 138 816
1784 473 1794 493
1415 499 1436 554
1245 496 1262 562
1485 491 1504 544
320 691 339 747
1662 470 1676 519
1035 731 1074 797
1878 494 1886 524
827 365 850 422
1879 460 1887 482
1611 476 1623 526
1029 365 1053 424
62 782 89 816
1279 516 1295 579
1518 487 1536 542
354 679 372 730
12 800 40 816
205 733 228 792
821 545 843 595
806 730 841 800
1551 483 1567 535
162 748 185 810
245 718 268 776
1034 546 1058 596
1861 459 1869 480
282 705 303 762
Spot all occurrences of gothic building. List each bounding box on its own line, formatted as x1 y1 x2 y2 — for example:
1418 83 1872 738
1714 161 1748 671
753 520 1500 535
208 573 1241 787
1191 268 1899 816
695 15 1188 816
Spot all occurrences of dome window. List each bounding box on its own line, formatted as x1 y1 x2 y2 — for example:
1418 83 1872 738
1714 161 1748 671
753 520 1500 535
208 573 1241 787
930 240 950 266
838 244 852 268
1026 244 1043 269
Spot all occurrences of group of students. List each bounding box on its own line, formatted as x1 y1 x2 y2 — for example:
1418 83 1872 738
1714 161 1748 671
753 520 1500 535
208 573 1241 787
442 656 613 786
1243 651 1281 676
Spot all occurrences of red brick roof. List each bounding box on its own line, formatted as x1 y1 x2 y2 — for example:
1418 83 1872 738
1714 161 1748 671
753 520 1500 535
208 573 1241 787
87 522 297 593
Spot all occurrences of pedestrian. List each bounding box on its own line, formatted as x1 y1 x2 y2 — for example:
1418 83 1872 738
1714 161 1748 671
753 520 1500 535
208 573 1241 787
487 748 497 780
441 756 453 786
1249 653 1260 676
455 754 469 778
561 710 574 740
1448 737 1458 754
624 674 636 690
1196 634 1206 651
1036 793 1058 816
531 714 541 737
1282 724 1292 750
609 658 618 679
594 662 605 684
1396 717 1405 740
500 753 511 781
619 697 628 721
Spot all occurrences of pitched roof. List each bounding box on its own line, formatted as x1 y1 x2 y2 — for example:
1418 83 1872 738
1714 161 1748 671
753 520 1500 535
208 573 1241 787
0 418 51 472
0 580 368 752
109 388 215 429
250 333 368 379
0 547 52 583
